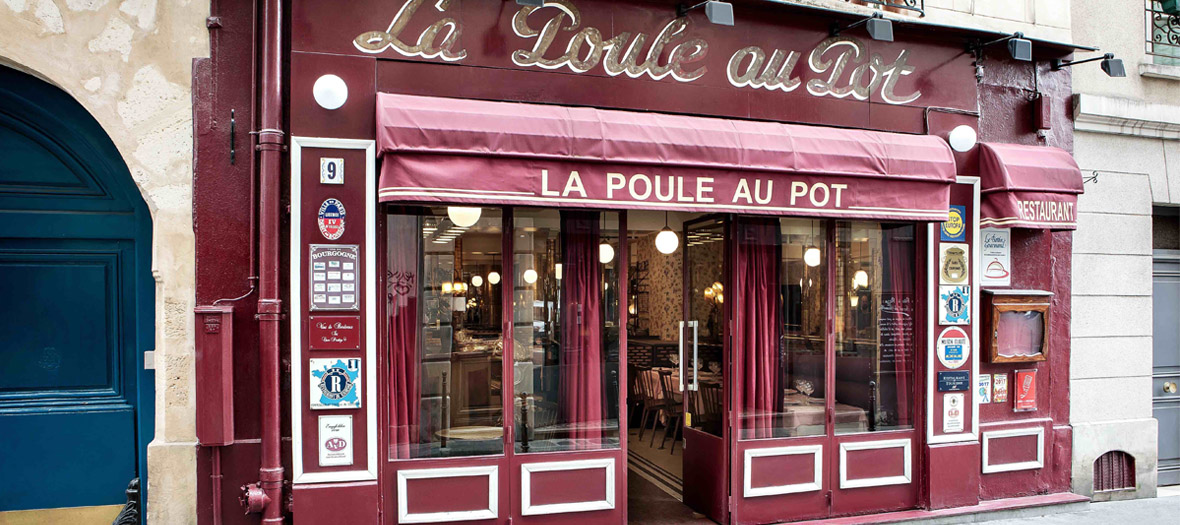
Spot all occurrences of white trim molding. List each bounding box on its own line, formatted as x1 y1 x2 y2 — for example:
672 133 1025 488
927 177 981 445
290 136 378 484
982 426 1045 474
520 458 616 516
839 439 913 489
396 465 499 524
1073 93 1180 139
743 445 823 498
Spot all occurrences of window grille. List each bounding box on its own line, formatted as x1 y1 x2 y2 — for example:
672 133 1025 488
850 0 925 16
1093 450 1136 492
1147 1 1180 64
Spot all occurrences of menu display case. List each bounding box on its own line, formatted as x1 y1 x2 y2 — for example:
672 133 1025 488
982 290 1052 364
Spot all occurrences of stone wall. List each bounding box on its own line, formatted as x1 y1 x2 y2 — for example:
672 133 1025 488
0 1 207 523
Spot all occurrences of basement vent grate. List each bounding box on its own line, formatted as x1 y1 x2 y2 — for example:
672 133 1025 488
1094 450 1135 492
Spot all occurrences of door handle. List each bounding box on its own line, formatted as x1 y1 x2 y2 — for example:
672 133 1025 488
678 321 686 393
690 320 700 392
1165 381 1177 394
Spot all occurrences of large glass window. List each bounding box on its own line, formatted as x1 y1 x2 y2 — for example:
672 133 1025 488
386 208 504 458
513 209 620 452
834 222 916 434
737 218 828 440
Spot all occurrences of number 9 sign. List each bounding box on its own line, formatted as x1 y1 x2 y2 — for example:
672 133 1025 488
320 157 344 185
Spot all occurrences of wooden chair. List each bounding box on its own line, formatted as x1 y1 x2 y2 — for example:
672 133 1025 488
636 369 663 442
655 371 684 453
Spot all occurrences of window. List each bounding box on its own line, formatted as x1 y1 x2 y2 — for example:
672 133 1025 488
386 208 505 459
1147 1 1180 65
512 209 621 453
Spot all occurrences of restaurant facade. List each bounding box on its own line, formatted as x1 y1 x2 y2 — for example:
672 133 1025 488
193 1 1091 523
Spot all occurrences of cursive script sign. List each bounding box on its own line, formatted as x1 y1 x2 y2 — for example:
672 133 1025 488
352 0 922 105
309 315 361 350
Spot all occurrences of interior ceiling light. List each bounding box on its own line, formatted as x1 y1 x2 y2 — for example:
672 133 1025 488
1051 52 1126 78
676 1 734 26
471 275 484 287
973 32 1032 62
447 206 482 228
599 242 615 264
523 268 539 285
804 246 821 267
830 12 893 42
488 271 501 285
555 263 563 280
854 269 869 289
655 211 679 255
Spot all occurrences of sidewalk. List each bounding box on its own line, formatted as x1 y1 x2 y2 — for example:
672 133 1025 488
980 486 1180 523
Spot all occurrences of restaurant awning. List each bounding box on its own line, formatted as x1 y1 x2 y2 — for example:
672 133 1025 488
376 93 957 221
978 143 1084 230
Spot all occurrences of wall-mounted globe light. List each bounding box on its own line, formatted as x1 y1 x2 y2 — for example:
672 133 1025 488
313 74 349 110
948 125 978 153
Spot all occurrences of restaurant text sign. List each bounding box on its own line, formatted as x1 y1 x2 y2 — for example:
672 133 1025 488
351 0 923 105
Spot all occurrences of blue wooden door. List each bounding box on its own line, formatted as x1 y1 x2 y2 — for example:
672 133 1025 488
0 66 154 512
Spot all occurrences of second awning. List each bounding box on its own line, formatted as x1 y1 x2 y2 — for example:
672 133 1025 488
376 93 957 221
978 143 1084 230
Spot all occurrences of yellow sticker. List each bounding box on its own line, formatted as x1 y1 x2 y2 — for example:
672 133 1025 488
685 412 692 427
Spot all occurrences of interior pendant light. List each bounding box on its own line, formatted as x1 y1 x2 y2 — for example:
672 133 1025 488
471 275 484 287
803 220 821 267
598 214 615 263
487 271 501 285
523 268 539 285
441 282 453 294
655 211 679 255
854 269 869 289
447 206 482 228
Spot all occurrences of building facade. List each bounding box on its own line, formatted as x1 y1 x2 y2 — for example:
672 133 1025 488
0 1 205 524
1067 0 1180 500
186 1 1099 524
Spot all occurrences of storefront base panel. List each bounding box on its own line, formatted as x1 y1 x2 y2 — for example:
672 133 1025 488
292 482 379 524
1071 419 1159 501
792 492 1089 524
925 442 980 510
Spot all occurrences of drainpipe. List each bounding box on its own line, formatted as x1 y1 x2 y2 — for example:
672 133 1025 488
240 0 284 522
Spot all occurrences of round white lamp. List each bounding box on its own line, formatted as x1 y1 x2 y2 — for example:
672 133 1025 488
948 125 978 153
853 269 869 289
522 268 539 285
447 206 482 228
471 275 484 287
599 242 615 264
803 246 821 267
487 271 501 285
655 227 679 254
313 74 349 110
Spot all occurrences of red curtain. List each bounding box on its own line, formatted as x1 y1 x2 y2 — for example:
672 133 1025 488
387 215 421 459
559 211 604 447
883 226 913 427
736 218 782 439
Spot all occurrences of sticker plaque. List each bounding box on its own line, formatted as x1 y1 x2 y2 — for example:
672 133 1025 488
309 244 360 311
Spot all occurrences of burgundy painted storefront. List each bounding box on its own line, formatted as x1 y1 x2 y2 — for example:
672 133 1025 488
193 1 1086 524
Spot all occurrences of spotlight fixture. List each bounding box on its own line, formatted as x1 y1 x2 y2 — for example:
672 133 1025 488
1050 53 1126 78
676 1 734 26
830 12 893 42
515 0 544 6
973 32 1032 62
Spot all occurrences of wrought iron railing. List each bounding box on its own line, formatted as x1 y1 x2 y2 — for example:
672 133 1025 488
851 0 925 17
1147 1 1180 63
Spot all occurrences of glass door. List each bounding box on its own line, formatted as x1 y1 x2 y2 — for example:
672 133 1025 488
680 216 729 524
728 218 920 524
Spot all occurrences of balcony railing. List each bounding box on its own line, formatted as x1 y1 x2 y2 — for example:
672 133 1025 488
850 0 925 17
1147 1 1180 63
